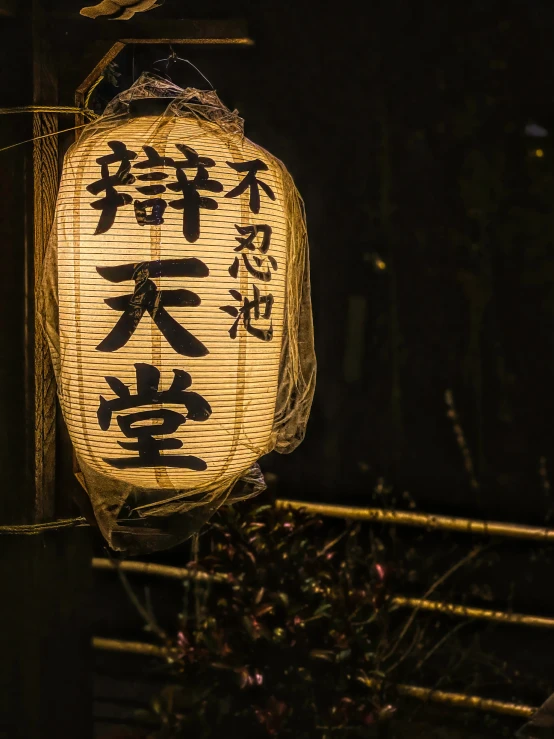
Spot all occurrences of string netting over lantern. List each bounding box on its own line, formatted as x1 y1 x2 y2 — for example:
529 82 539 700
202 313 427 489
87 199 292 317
42 74 315 554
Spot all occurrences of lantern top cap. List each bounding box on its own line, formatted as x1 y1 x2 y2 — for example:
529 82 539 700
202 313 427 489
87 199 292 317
85 72 244 138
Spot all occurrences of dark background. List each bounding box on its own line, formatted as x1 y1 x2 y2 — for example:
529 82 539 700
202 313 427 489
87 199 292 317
0 2 553 737
51 2 554 735
3 0 553 526
86 0 554 525
83 1 554 721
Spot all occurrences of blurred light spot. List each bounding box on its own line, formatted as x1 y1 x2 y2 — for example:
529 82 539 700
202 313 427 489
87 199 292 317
525 123 548 137
534 148 545 158
363 252 387 271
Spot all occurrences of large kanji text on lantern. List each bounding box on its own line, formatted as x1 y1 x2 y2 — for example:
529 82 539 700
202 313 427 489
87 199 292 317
220 285 274 342
87 141 224 242
228 223 277 282
97 363 212 469
96 258 209 357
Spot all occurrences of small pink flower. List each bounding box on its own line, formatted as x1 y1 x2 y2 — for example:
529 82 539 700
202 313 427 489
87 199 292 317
374 564 386 582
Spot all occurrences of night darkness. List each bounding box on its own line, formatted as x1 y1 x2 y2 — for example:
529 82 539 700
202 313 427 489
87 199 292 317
3 1 554 737
103 1 554 525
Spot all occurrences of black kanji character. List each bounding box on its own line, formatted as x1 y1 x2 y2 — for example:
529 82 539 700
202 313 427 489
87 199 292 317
133 145 175 170
168 167 223 243
134 198 167 226
233 224 273 254
87 141 137 235
225 159 276 214
133 145 172 196
172 143 217 179
95 141 138 168
219 285 274 342
228 223 277 282
97 362 211 470
96 258 209 357
132 143 223 241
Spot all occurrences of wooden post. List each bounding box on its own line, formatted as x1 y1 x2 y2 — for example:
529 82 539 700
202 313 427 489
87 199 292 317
0 6 252 736
0 2 93 737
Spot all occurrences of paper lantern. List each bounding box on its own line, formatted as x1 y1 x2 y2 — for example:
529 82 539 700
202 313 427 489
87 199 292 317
43 74 315 552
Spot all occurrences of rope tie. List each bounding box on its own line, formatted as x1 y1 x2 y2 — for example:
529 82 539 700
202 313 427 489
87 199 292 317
0 104 98 154
0 517 90 535
0 105 97 118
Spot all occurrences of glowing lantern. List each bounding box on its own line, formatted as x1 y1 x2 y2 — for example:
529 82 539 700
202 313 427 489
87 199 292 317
43 74 315 552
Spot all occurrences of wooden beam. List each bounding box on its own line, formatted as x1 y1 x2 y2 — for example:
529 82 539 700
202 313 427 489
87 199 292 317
53 17 252 44
32 0 58 521
122 36 253 45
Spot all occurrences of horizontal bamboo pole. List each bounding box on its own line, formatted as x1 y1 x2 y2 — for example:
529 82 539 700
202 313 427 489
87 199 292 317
391 596 554 629
91 637 537 719
276 500 554 542
93 558 554 631
359 677 536 719
92 557 229 583
92 637 167 658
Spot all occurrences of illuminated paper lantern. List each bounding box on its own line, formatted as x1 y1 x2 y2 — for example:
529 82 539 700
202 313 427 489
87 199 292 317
43 74 315 552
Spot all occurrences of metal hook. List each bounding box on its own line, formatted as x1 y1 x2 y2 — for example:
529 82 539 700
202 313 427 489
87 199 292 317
153 45 214 89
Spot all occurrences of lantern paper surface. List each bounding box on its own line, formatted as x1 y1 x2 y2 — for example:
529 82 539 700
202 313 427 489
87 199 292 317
43 75 315 552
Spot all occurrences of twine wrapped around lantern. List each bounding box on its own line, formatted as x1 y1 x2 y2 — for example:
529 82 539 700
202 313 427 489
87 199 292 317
42 74 315 553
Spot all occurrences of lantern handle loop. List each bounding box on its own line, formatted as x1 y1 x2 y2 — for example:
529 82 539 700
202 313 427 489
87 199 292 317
153 46 214 90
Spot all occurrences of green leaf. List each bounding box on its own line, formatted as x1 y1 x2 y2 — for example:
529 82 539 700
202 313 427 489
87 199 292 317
314 603 332 617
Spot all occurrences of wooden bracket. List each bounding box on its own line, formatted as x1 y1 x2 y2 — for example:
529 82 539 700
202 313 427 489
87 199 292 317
72 19 253 125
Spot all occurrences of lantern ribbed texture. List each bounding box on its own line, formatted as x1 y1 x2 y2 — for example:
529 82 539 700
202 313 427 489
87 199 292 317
43 75 315 552
57 114 287 490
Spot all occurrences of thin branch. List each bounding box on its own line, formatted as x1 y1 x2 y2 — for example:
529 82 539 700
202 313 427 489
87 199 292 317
414 620 469 672
445 389 479 490
116 567 167 641
382 545 485 663
386 622 428 674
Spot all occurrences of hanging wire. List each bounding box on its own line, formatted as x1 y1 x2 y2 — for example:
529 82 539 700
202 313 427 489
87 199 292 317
153 45 214 89
0 121 92 154
84 75 105 110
